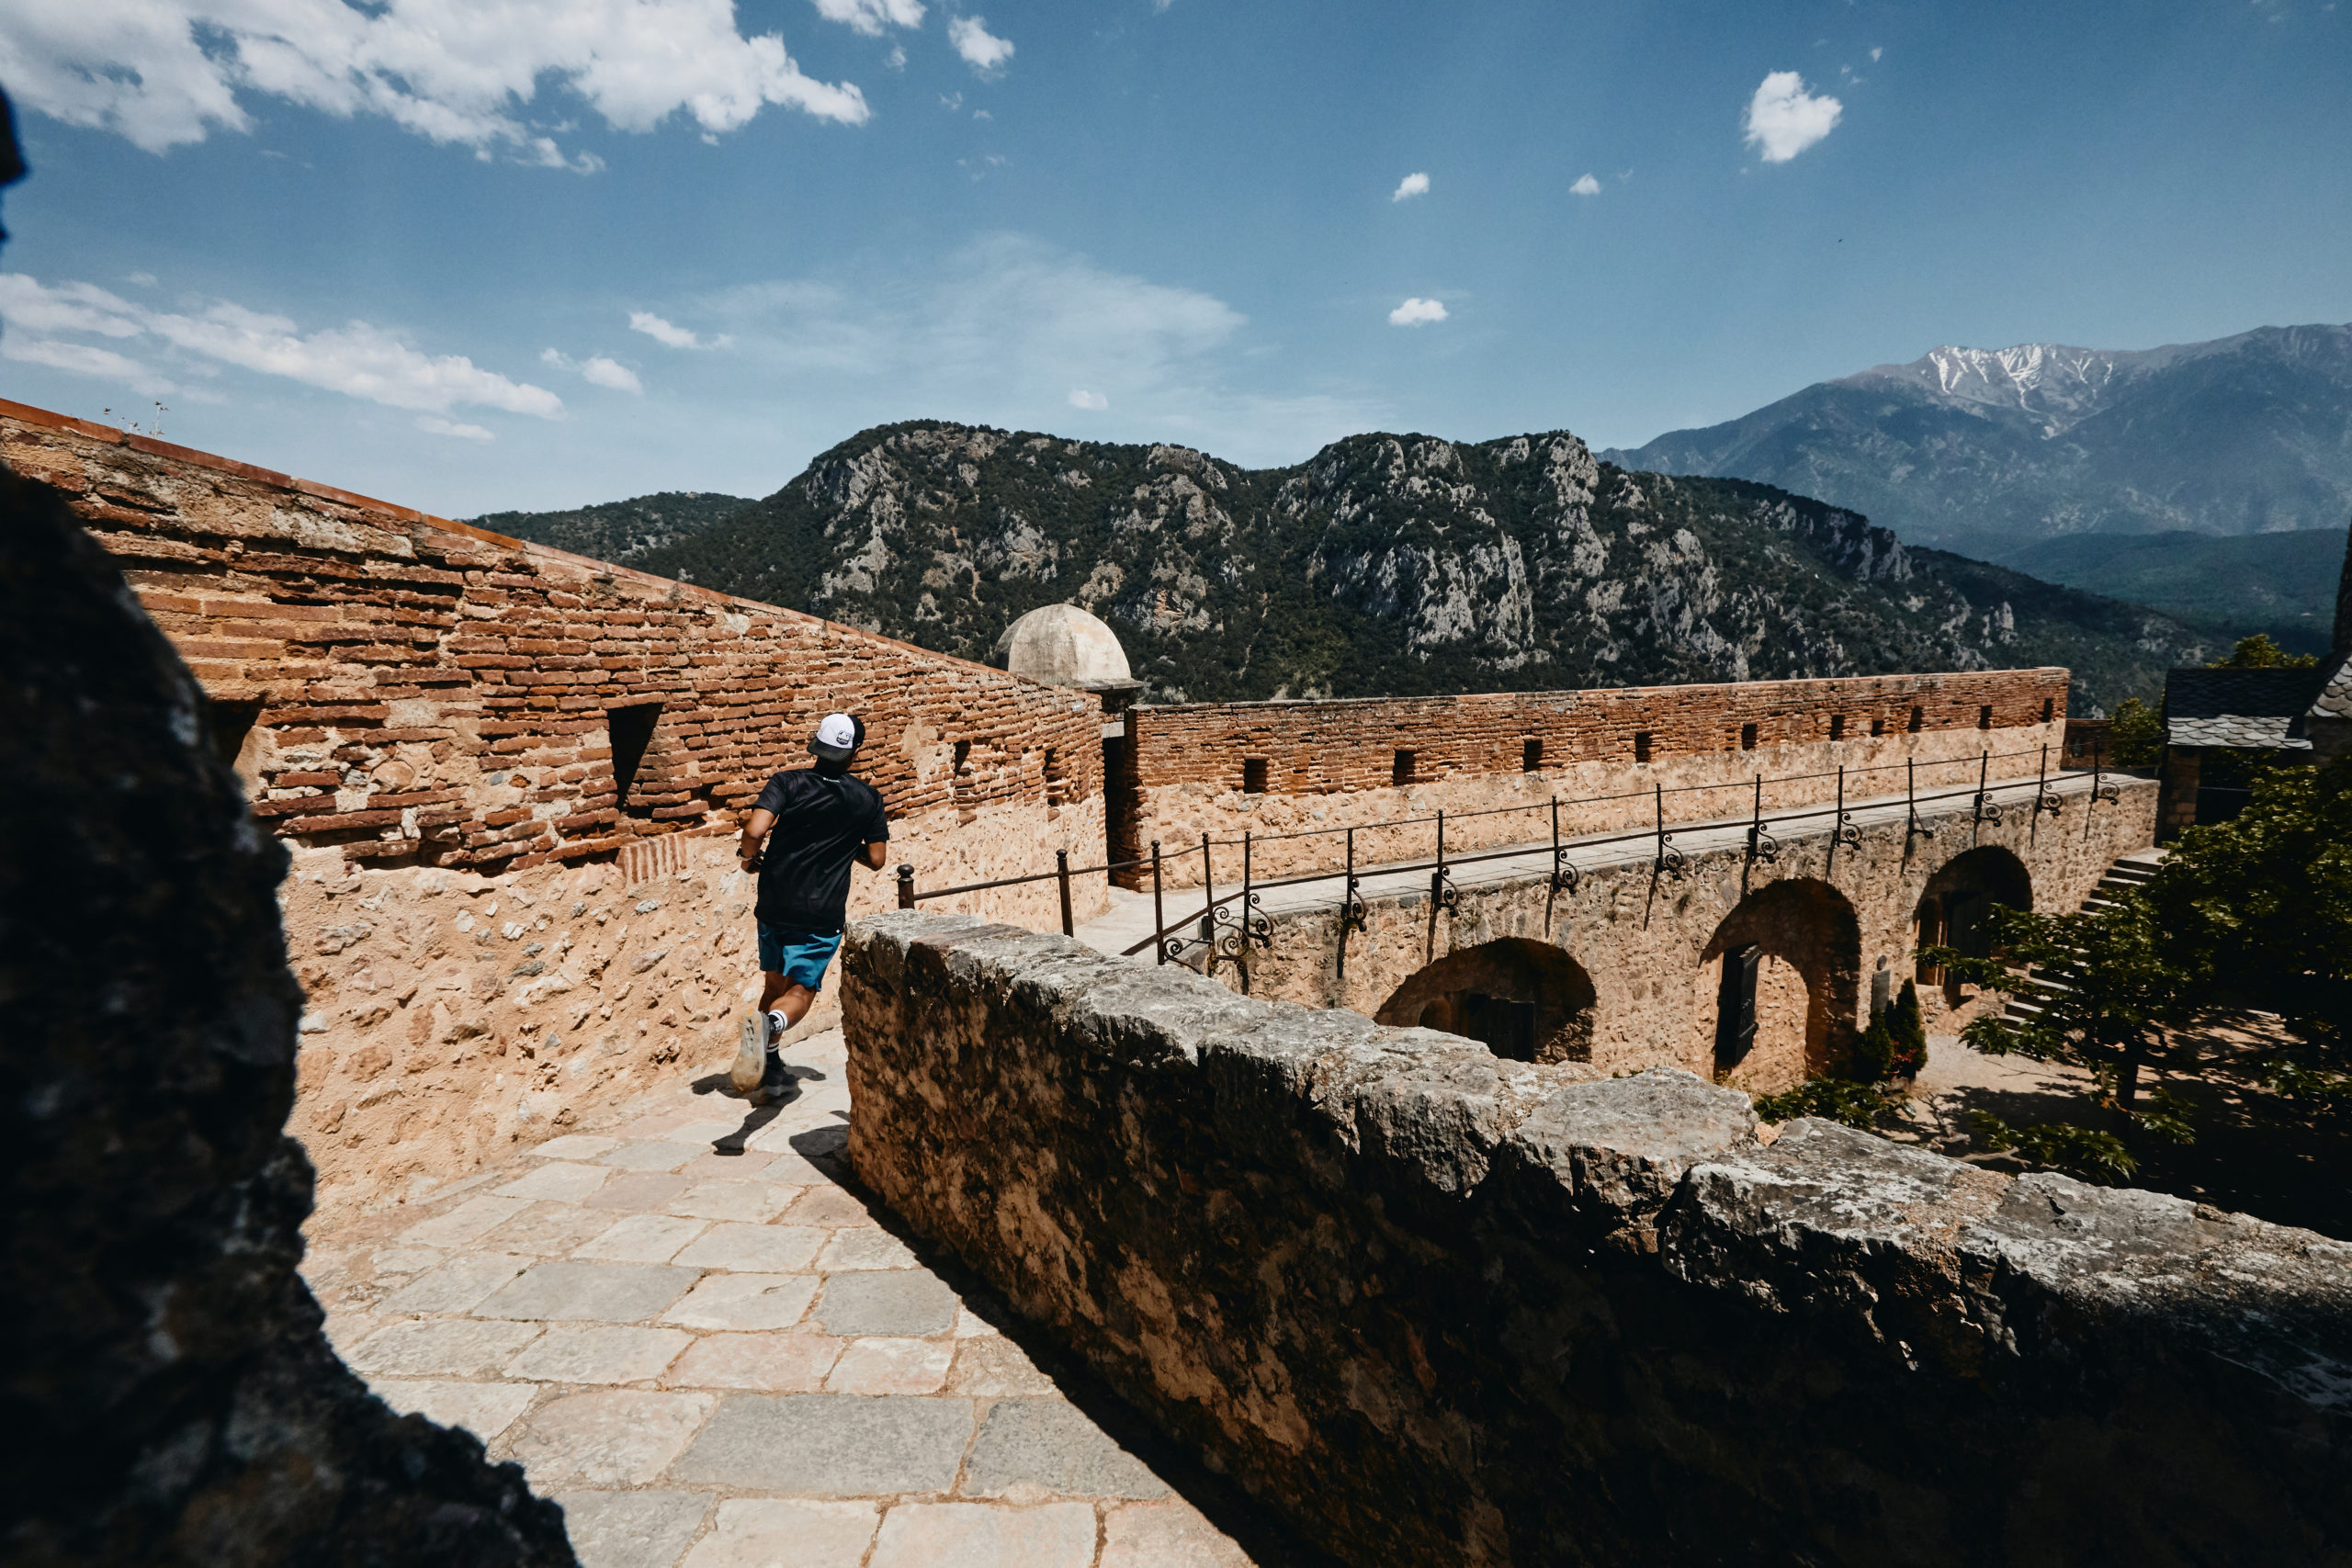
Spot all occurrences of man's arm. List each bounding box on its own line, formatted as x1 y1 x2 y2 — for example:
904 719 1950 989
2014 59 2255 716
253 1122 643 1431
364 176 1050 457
739 807 776 870
858 840 888 871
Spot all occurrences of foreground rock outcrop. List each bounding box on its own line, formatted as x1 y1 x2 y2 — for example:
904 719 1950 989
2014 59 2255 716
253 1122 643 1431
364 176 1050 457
0 469 575 1565
843 912 2352 1567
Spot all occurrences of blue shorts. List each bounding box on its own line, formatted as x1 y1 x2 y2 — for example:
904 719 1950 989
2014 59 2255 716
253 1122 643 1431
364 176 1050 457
758 922 842 991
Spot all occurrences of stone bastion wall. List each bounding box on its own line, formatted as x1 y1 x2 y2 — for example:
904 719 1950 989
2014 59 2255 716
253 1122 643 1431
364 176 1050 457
842 913 2352 1568
1115 671 2071 889
1 399 1109 1217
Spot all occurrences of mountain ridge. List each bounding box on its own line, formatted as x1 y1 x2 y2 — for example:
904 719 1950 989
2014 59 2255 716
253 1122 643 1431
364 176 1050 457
625 420 2211 713
1604 321 2352 560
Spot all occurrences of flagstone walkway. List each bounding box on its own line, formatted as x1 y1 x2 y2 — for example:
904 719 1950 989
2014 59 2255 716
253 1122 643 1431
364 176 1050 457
301 1030 1314 1568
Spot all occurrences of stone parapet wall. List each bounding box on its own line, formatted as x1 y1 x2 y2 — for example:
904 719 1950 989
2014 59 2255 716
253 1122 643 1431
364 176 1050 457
843 912 2352 1568
2 399 1104 886
1116 670 2071 888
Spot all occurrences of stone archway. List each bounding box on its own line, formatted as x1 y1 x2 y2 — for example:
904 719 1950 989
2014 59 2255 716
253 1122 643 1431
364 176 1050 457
1694 878 1861 1094
1374 938 1598 1064
1915 845 2033 1011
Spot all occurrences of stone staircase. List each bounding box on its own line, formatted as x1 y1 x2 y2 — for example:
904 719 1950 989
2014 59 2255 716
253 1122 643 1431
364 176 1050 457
2002 849 2165 1022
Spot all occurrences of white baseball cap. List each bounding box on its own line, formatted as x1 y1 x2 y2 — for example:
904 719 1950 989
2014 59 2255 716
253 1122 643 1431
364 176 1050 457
809 712 864 761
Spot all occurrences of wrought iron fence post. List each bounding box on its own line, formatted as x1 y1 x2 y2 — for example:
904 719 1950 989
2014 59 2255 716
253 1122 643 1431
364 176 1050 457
1056 849 1073 937
1906 756 1934 841
896 863 915 909
1339 827 1355 981
1746 774 1777 863
1199 831 1215 950
2033 743 2063 836
1150 840 1165 964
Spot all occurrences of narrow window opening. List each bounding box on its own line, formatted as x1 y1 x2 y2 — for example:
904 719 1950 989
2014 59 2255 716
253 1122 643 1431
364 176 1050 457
1871 716 1887 739
953 739 972 773
1044 747 1068 807
1829 714 1847 742
608 702 662 813
1392 749 1415 787
1739 722 1758 751
2041 697 2055 724
1242 757 1269 795
1634 730 1654 764
207 697 264 778
1522 738 1543 773
1978 705 1994 731
1908 705 1924 734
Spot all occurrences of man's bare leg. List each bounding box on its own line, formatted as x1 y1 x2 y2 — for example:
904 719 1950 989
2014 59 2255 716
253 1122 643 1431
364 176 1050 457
758 971 817 1027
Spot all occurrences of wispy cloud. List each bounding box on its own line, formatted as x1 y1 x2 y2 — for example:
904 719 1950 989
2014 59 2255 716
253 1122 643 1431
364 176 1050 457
947 15 1014 74
1569 173 1601 197
0 0 870 163
1391 171 1430 202
1068 389 1109 411
417 415 496 441
1388 297 1448 327
1743 71 1842 164
810 0 923 37
0 271 562 417
542 347 644 393
629 310 731 350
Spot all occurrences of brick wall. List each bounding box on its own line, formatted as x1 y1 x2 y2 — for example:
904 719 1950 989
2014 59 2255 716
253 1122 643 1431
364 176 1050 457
2 400 1103 886
1114 671 2071 887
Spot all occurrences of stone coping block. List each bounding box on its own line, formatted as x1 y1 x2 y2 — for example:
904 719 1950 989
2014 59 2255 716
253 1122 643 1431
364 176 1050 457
842 911 2352 1568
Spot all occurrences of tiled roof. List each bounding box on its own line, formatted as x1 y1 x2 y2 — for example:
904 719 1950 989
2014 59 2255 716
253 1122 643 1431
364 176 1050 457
2163 666 2331 750
2308 649 2352 723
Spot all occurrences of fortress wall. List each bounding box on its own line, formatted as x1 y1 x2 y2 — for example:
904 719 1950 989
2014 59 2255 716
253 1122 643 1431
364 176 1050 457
3 400 1106 1216
1115 671 2071 887
843 913 2352 1568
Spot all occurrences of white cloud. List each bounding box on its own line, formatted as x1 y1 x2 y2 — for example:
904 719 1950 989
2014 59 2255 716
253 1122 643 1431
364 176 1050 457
1742 71 1842 164
3 333 178 397
0 0 871 161
1388 297 1447 327
1391 171 1430 202
1870 45 1883 62
1068 389 1108 411
542 347 645 393
0 270 562 417
811 0 922 36
1569 173 1601 197
629 310 730 350
417 415 495 441
947 15 1013 73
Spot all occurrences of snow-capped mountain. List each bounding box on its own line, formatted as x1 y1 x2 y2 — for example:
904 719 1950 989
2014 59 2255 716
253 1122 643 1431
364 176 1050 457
1604 323 2352 559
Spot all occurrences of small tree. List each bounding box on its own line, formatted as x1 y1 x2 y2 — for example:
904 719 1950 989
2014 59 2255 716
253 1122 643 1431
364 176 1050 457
2106 696 2165 768
1922 892 2193 1181
2210 633 2319 671
1886 978 1929 1078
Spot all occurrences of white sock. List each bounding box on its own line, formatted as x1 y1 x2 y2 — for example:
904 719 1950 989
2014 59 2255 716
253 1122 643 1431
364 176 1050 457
765 1010 789 1049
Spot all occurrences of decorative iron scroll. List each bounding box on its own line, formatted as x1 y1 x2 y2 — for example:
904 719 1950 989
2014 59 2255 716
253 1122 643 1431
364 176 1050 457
1973 795 2004 826
1432 868 1463 916
1550 852 1580 895
1833 809 1862 850
1341 875 1369 933
1747 822 1780 864
1655 831 1688 880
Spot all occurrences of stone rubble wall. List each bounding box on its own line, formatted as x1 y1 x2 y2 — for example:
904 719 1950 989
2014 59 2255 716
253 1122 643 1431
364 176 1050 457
3 471 574 1566
842 912 2352 1568
1118 672 2070 888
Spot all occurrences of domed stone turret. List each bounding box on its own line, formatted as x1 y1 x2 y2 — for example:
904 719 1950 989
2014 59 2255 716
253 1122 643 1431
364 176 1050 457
989 604 1140 702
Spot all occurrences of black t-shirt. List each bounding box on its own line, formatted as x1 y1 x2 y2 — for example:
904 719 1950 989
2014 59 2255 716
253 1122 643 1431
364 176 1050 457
752 767 889 932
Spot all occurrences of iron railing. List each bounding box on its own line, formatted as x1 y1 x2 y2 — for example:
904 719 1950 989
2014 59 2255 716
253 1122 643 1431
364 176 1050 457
892 741 2132 971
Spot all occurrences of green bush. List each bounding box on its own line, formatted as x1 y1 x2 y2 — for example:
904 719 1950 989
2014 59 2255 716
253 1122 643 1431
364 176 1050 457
1887 979 1929 1078
1753 1077 1907 1131
2106 696 2164 768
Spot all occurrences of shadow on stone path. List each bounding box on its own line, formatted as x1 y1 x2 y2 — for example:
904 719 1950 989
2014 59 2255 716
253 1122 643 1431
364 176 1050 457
302 1030 1341 1568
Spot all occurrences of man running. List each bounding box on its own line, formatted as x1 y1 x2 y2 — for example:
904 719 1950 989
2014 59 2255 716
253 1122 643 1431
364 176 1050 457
730 713 890 1100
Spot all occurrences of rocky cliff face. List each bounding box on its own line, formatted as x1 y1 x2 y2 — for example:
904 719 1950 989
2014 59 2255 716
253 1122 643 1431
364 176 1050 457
642 421 2208 711
1604 322 2352 560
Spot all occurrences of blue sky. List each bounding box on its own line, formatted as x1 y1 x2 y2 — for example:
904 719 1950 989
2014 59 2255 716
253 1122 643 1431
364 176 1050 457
1 0 2347 516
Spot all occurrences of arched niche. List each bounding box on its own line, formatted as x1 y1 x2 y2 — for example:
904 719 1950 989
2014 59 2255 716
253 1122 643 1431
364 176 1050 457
1694 877 1861 1094
1915 844 2033 999
1374 938 1598 1064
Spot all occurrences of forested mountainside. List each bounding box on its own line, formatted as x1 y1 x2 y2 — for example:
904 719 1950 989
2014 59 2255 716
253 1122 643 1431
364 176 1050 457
1604 324 2352 563
469 491 751 565
635 422 2211 713
2004 528 2347 658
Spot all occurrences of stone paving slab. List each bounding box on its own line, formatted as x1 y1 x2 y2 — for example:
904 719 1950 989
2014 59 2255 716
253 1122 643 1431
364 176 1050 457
302 1030 1293 1567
